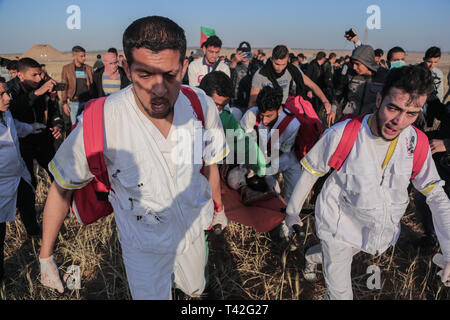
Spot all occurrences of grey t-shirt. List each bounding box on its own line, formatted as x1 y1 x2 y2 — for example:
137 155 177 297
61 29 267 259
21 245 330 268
251 69 293 103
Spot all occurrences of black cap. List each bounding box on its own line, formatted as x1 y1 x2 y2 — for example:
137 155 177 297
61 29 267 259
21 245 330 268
238 41 251 52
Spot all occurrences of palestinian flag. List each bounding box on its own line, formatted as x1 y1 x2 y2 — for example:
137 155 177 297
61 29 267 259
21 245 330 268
200 26 216 47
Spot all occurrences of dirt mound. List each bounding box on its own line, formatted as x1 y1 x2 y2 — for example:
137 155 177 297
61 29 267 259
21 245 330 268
22 44 65 62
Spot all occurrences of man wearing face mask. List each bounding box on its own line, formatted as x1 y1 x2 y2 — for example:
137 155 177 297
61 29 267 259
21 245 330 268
387 46 406 69
7 58 63 188
334 45 388 118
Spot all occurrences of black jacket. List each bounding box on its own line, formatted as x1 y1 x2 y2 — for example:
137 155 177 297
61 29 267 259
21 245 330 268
90 66 131 98
305 60 323 87
7 77 63 127
7 77 64 149
334 64 388 115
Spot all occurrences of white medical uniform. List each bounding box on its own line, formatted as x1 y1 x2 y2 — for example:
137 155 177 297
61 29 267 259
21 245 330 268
188 58 231 87
286 114 450 299
240 107 301 202
0 110 33 223
49 85 229 299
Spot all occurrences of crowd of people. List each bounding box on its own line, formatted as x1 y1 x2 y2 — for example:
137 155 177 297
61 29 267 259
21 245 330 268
0 15 449 300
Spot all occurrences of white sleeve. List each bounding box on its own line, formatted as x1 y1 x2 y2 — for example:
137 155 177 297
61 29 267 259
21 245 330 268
48 121 94 190
188 62 198 87
198 92 229 166
13 119 33 138
412 148 450 261
286 167 320 216
240 107 258 133
219 62 231 77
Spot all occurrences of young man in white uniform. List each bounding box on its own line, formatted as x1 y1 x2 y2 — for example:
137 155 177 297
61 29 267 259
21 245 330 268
285 65 450 299
38 16 229 299
0 78 46 281
240 86 301 239
188 35 230 87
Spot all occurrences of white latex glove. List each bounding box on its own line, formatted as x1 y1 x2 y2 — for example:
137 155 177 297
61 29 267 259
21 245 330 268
264 175 281 195
432 253 450 287
210 207 228 231
31 123 46 134
39 255 64 293
285 214 303 237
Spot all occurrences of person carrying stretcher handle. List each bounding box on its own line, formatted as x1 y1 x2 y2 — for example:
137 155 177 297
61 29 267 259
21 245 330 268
285 65 450 299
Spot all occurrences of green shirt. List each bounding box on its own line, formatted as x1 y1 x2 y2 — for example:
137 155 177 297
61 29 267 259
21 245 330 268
219 107 267 176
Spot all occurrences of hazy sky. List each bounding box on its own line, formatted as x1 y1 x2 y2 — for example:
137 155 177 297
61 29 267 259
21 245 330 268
0 0 449 54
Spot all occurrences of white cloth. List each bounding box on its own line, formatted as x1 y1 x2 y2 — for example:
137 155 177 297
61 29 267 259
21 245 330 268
122 233 207 299
49 85 229 298
188 58 231 87
0 110 33 223
287 114 450 261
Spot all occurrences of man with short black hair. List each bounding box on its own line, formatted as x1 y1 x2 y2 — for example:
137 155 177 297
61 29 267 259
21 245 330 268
39 16 228 300
0 57 12 82
374 48 384 65
423 46 444 102
305 51 327 86
229 41 259 113
93 54 104 71
286 65 450 299
107 47 119 57
60 45 94 125
240 85 303 240
7 58 63 188
188 35 230 87
249 45 332 125
6 60 18 79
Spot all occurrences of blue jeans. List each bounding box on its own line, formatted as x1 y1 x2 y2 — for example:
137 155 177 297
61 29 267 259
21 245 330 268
70 101 86 125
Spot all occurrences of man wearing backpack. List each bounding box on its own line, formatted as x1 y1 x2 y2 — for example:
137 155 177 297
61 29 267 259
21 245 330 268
188 35 230 87
39 16 229 299
240 86 302 241
248 45 334 127
285 65 450 299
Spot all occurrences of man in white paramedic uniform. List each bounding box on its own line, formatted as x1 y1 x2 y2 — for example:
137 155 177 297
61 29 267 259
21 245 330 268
285 65 450 299
38 16 229 299
239 86 301 239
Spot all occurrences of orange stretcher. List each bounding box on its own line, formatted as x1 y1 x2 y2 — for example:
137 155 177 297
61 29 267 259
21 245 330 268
220 181 286 233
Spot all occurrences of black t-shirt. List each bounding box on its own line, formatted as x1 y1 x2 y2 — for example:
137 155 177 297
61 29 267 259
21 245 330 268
74 66 90 102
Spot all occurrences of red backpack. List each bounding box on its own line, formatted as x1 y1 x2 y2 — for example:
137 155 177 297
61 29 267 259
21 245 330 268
328 114 429 181
262 97 324 161
71 86 205 225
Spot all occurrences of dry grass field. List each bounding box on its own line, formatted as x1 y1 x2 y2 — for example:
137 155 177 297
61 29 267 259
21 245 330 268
0 47 449 300
1 166 449 300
